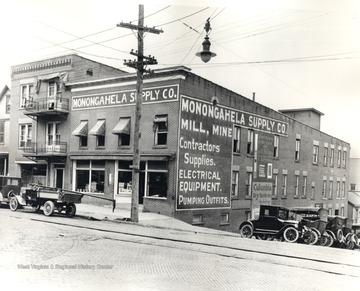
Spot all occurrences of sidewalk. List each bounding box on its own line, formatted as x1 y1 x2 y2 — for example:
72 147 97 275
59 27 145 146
76 203 232 235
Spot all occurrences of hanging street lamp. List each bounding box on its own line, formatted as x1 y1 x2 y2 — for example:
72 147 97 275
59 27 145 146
196 18 216 63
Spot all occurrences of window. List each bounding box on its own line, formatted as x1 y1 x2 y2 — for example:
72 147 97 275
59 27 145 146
336 181 340 198
89 120 106 147
192 214 203 224
322 179 327 199
48 81 60 98
310 183 315 200
231 171 239 197
350 183 356 191
342 151 347 168
5 94 10 114
281 175 287 197
273 135 279 158
337 149 341 168
342 181 346 198
75 160 105 193
302 176 307 198
19 124 32 148
341 207 345 217
72 121 88 148
113 117 131 147
47 122 60 145
154 115 168 146
328 208 332 215
0 122 4 145
313 145 319 164
295 138 300 161
220 213 229 224
273 173 278 197
330 148 334 167
329 181 333 199
233 126 241 154
247 129 254 155
246 172 253 197
117 160 168 198
294 175 299 198
323 147 328 166
20 84 34 108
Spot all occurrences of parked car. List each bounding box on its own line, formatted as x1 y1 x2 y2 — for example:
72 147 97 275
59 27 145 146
239 205 300 243
325 215 346 247
342 217 357 250
289 207 329 246
352 224 360 249
0 175 22 206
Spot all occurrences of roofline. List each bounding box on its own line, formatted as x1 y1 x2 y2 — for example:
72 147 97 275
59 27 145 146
0 85 9 100
279 108 324 116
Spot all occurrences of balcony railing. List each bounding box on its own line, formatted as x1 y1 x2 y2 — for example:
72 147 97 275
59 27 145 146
23 141 67 156
23 95 69 116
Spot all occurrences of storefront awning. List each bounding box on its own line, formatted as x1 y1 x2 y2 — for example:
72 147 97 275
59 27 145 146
112 118 130 135
89 120 106 136
72 121 88 137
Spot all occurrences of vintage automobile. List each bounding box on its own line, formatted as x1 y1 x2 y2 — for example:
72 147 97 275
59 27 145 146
325 215 346 247
342 217 358 250
289 207 329 246
352 224 360 249
239 205 300 243
0 175 22 206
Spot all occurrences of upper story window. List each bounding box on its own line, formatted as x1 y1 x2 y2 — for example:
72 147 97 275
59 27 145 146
295 138 300 162
337 149 341 168
302 176 307 198
154 115 168 146
342 150 347 168
273 173 278 197
312 145 319 164
5 94 10 114
294 175 299 198
330 148 334 167
246 171 253 197
323 146 328 166
48 81 60 98
322 179 327 199
328 180 333 199
281 173 287 197
273 135 279 158
90 120 106 148
19 124 32 148
113 117 131 147
247 129 254 155
231 171 239 197
233 126 241 154
0 122 4 145
20 84 34 108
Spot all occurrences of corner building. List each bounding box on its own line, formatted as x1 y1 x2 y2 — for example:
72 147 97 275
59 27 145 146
9 58 350 232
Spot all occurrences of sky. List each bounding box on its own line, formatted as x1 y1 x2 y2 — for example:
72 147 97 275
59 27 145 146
1 0 360 156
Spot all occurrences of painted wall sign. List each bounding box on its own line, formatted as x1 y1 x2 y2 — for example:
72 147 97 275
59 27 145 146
177 96 288 211
72 84 179 110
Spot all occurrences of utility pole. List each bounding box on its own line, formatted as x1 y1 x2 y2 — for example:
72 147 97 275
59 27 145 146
117 5 163 222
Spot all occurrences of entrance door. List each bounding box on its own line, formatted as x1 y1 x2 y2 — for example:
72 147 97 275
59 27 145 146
55 168 64 189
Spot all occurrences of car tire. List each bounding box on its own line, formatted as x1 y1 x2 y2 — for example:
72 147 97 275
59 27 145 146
65 203 76 217
324 231 334 247
9 196 19 211
318 235 329 246
240 224 253 238
283 227 299 243
43 201 55 216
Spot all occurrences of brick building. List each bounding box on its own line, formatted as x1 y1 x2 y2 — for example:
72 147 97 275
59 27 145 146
0 85 11 175
8 56 350 232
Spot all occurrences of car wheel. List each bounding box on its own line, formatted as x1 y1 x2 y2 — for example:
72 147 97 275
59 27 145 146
336 229 343 242
318 235 329 246
324 231 334 247
65 203 76 217
307 230 319 245
240 224 253 238
283 227 299 243
9 196 19 211
43 201 55 216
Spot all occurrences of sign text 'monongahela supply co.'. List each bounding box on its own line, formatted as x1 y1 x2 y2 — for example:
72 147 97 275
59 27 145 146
72 85 179 110
177 96 288 211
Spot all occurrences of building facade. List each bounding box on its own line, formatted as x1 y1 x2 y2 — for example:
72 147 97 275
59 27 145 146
8 56 350 232
0 85 11 175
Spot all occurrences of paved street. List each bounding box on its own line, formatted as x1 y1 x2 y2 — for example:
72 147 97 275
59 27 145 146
0 206 359 291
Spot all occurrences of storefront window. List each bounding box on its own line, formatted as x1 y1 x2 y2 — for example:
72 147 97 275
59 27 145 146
75 160 105 193
117 160 168 200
